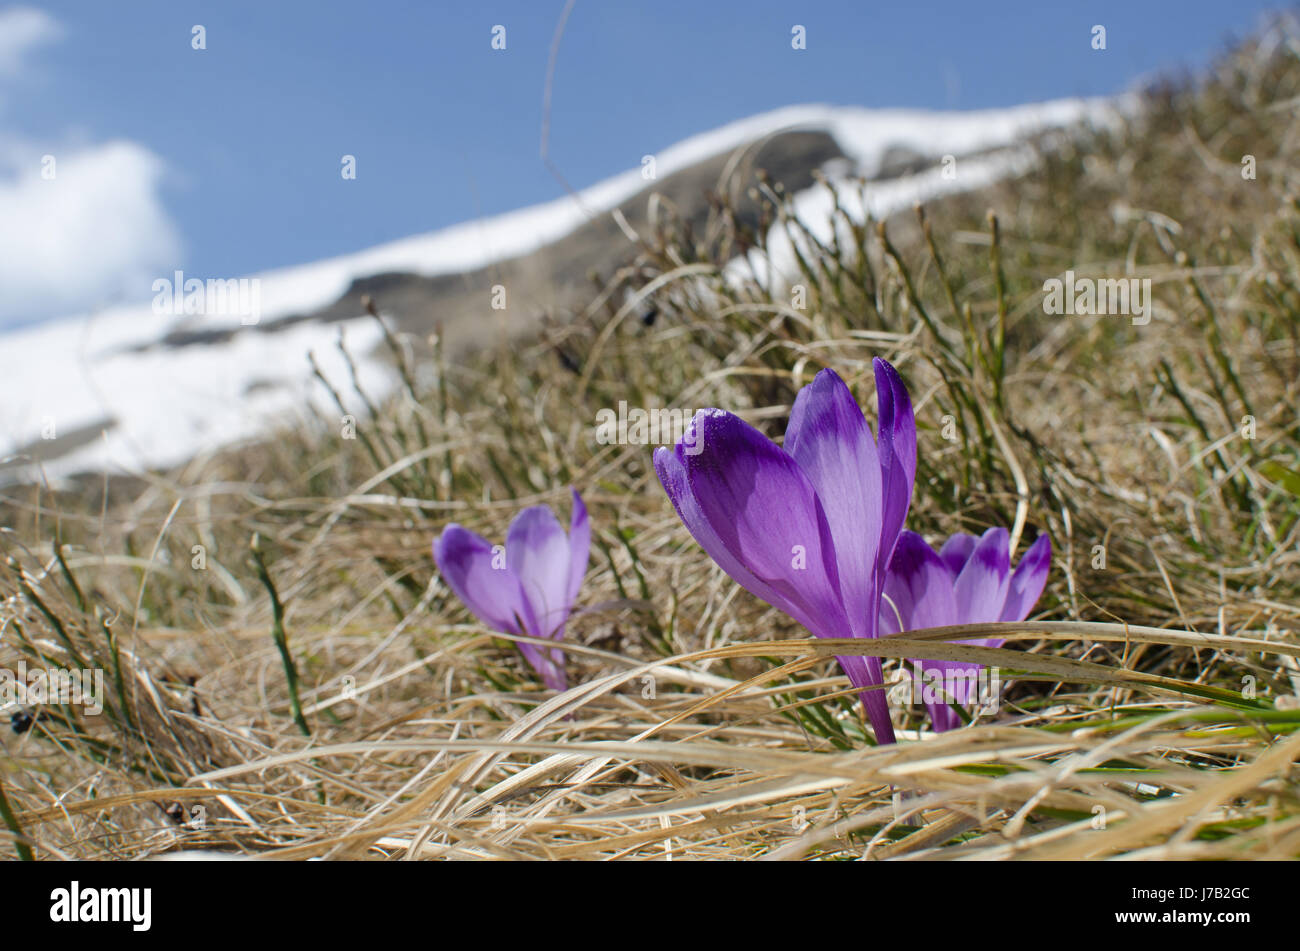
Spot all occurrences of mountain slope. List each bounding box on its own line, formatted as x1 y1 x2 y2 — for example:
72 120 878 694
0 99 1115 482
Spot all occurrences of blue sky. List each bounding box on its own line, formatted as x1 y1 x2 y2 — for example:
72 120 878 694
0 1 1290 327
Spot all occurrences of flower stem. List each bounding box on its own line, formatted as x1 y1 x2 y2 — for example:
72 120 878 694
859 656 897 745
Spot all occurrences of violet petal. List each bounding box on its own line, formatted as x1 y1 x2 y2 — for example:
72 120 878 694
881 531 959 634
506 505 574 637
665 411 850 638
785 368 883 640
937 532 979 576
433 525 528 636
872 358 918 583
952 526 1012 633
566 488 591 609
656 442 815 630
1001 533 1052 623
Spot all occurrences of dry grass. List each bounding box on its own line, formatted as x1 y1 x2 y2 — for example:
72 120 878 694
2 24 1300 861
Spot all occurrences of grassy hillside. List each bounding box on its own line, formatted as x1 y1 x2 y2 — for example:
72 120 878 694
2 25 1299 860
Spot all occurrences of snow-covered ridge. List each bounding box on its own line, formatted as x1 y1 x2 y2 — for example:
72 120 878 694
0 97 1124 484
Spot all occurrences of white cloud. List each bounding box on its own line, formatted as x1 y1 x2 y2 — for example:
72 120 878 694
0 141 183 328
0 8 184 329
0 6 62 76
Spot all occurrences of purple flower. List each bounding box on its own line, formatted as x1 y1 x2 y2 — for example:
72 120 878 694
433 489 590 691
654 360 916 744
880 528 1052 732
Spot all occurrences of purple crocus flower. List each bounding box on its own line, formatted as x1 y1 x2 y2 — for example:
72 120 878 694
879 528 1051 732
654 359 916 744
433 489 590 691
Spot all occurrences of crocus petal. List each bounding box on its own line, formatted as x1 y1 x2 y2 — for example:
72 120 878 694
872 358 918 582
881 526 1052 733
506 505 574 637
545 645 567 690
656 442 809 629
880 531 958 634
929 701 962 733
660 432 883 715
659 430 891 730
680 410 851 638
938 533 979 576
784 368 883 640
517 642 567 691
1001 533 1052 623
566 489 591 608
434 525 529 635
919 659 982 732
922 660 981 704
952 527 1011 634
